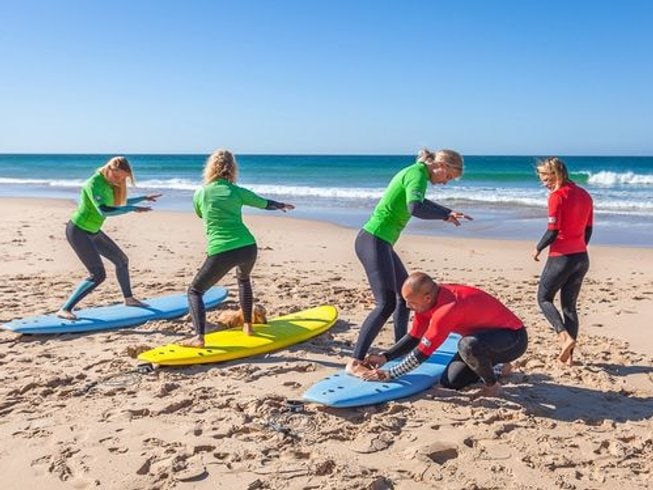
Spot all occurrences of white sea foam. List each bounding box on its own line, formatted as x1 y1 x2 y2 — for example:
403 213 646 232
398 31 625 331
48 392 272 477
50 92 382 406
136 178 200 191
587 171 653 186
1 177 651 214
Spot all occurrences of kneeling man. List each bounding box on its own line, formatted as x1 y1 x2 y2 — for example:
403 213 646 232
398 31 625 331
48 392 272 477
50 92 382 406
354 272 528 398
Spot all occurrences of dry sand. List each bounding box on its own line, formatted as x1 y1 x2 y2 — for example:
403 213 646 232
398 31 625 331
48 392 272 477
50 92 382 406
0 197 652 490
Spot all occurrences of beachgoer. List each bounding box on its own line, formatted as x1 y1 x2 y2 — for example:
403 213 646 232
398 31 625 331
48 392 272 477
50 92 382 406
357 272 528 398
180 149 294 347
532 157 593 365
57 156 160 319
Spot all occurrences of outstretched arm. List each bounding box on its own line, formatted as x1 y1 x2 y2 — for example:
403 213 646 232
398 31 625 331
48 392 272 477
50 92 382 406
265 199 295 212
408 199 451 220
99 204 150 216
127 193 161 205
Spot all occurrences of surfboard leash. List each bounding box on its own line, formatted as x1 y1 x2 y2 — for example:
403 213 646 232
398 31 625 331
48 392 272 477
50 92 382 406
73 362 156 396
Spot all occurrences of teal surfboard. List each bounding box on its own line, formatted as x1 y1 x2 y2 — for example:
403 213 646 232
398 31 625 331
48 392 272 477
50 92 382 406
303 334 460 408
1 287 228 335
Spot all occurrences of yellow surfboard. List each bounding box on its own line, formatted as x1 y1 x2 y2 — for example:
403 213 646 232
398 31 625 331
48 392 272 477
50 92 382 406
138 305 338 366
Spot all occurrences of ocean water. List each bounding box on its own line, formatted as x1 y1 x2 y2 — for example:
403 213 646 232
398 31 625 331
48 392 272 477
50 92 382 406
1 154 652 247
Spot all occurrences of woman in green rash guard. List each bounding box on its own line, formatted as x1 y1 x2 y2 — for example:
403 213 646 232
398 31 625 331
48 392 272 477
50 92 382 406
346 148 472 378
56 156 161 320
180 149 295 348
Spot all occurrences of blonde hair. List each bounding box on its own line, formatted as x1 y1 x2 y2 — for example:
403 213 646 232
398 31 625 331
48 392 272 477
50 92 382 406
418 148 464 177
99 156 134 206
536 157 569 184
204 149 237 184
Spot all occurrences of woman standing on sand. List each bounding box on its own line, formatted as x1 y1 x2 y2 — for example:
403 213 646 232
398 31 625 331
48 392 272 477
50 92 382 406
57 156 161 320
181 149 294 347
347 148 472 377
532 157 593 366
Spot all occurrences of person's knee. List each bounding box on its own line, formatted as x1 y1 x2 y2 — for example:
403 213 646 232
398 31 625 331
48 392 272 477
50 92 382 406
90 267 106 285
378 294 396 316
237 274 251 284
561 306 577 317
537 288 554 307
109 251 129 269
439 372 467 390
458 336 482 361
187 285 203 298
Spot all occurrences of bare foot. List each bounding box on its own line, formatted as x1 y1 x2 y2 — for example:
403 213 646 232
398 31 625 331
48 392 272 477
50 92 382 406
345 359 372 379
56 309 77 320
242 323 254 336
565 349 575 367
125 297 148 308
178 335 205 348
472 382 502 399
558 331 576 363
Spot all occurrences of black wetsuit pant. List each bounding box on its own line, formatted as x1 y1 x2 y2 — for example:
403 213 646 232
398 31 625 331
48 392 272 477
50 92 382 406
62 221 131 311
537 252 589 340
441 327 528 389
352 229 409 360
188 244 257 336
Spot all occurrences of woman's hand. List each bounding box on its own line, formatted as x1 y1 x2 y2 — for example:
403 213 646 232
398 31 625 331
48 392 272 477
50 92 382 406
363 354 387 369
145 193 163 202
281 203 295 212
531 249 541 261
446 211 473 226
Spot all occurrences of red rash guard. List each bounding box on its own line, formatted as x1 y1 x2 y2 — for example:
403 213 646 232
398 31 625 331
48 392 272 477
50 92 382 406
547 182 594 256
410 284 524 357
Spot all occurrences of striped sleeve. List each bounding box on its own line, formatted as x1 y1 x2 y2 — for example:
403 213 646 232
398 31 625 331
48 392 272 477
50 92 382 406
387 349 429 379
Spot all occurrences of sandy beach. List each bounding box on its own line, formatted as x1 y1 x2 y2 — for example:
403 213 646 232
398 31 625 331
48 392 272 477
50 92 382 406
0 197 652 490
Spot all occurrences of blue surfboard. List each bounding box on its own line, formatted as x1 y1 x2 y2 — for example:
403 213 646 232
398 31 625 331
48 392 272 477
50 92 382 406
303 334 461 408
1 287 228 335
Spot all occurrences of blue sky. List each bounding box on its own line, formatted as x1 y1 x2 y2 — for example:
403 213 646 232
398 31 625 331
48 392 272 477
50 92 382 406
1 1 651 155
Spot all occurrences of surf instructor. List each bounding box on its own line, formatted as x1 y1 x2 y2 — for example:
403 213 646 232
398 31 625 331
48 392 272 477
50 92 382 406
180 149 294 348
357 272 528 398
347 149 471 377
57 156 161 320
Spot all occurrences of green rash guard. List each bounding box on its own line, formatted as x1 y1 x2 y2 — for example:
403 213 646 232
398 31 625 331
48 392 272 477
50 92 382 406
70 172 116 233
363 161 429 245
194 179 269 256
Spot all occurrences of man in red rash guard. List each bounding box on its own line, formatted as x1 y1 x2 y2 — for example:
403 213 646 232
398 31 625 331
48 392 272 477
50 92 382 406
357 272 528 398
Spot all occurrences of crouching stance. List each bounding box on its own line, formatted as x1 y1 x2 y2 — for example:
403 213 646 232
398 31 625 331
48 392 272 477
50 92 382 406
357 272 528 398
181 149 294 347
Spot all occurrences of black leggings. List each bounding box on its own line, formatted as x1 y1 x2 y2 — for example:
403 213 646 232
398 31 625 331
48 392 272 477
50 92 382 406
352 229 409 360
188 244 257 336
537 252 589 339
441 327 528 389
62 221 131 311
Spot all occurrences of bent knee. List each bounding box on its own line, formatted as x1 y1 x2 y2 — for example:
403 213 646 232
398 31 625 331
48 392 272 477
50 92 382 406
457 336 481 358
439 373 467 391
90 268 106 285
116 254 129 268
375 293 396 313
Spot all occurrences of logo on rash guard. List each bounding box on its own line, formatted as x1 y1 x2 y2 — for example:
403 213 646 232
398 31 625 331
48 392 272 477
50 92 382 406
548 216 557 224
420 338 431 347
95 195 103 202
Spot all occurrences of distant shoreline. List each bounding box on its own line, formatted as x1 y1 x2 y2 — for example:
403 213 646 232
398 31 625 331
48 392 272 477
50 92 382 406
2 194 651 249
